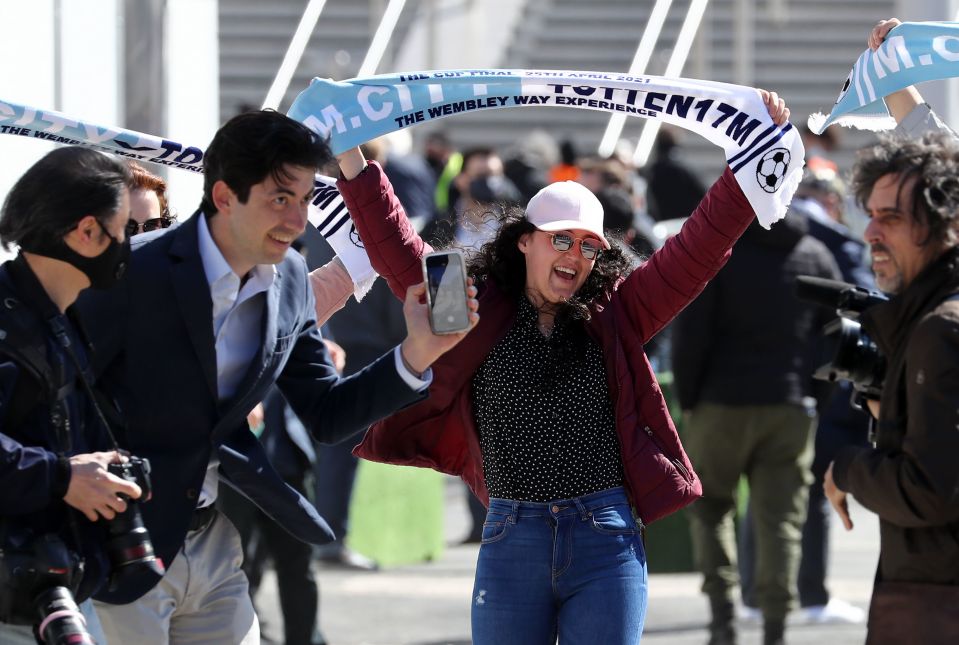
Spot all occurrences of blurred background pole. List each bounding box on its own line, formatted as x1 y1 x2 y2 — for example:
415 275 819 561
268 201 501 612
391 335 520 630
358 0 407 77
124 0 166 141
633 0 710 168
164 0 219 211
262 0 327 110
733 0 754 86
597 0 674 158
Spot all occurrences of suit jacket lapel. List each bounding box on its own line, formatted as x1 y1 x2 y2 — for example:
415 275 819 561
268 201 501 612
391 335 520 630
261 272 280 367
168 213 219 401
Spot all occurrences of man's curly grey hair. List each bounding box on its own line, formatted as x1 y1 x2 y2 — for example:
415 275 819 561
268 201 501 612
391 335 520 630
851 131 959 247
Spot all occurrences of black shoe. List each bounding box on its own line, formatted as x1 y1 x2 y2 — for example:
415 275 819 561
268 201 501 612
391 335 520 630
708 625 737 645
316 545 379 571
763 618 785 645
708 598 737 645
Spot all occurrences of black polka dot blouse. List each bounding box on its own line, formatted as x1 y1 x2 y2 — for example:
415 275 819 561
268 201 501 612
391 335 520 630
472 296 624 502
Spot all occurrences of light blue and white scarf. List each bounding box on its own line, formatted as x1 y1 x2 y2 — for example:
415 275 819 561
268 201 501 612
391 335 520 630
289 69 805 227
0 98 374 298
809 21 959 134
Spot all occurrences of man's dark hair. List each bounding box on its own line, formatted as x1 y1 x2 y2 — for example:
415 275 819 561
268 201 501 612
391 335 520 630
467 205 631 327
425 130 451 149
852 131 959 247
459 146 496 169
0 146 132 250
200 110 332 216
654 127 679 156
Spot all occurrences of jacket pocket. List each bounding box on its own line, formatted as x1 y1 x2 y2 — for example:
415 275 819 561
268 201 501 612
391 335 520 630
641 424 693 484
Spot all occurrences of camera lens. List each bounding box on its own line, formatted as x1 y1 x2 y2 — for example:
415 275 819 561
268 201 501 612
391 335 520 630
104 460 165 591
34 586 95 645
104 504 165 589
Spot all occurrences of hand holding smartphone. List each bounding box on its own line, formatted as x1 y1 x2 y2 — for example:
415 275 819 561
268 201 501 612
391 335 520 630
423 250 472 335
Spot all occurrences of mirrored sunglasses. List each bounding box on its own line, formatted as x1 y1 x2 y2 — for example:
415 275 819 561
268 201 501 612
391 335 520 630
547 232 602 260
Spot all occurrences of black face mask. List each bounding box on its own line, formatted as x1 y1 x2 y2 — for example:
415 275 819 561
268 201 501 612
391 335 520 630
24 219 132 290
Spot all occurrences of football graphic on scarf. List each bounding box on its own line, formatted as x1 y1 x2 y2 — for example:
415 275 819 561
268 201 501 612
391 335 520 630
756 148 791 194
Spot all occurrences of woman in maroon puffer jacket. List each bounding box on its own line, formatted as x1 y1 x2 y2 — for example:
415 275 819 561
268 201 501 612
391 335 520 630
333 91 785 645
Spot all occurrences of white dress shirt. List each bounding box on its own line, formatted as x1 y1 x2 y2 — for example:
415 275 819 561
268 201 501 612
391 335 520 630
194 214 430 507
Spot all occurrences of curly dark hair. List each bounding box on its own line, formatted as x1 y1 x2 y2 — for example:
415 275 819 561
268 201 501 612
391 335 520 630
852 131 959 247
465 204 633 328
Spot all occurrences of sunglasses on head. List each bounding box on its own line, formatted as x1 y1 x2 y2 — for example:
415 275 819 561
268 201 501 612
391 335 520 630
546 232 602 261
126 215 174 237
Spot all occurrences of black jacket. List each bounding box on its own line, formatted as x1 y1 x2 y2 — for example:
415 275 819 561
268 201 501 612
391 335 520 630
671 211 841 410
0 256 112 603
833 246 959 584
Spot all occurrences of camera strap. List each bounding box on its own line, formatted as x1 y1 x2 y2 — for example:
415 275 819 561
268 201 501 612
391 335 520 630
46 316 122 454
0 260 117 578
45 316 117 568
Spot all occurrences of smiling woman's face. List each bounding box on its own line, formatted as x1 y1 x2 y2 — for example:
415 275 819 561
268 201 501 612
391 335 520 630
518 228 598 306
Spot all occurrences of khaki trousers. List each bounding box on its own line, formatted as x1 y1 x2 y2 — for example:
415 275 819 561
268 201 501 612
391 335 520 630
685 402 814 622
94 510 259 644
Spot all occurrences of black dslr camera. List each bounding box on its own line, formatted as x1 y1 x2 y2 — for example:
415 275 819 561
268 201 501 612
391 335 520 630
104 456 165 590
0 532 92 644
0 456 164 644
796 276 888 399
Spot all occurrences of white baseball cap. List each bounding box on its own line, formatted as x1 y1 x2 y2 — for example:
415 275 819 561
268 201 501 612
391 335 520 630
525 181 611 249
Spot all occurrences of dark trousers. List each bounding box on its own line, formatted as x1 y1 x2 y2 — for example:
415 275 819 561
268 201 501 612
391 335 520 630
219 483 324 645
313 439 360 541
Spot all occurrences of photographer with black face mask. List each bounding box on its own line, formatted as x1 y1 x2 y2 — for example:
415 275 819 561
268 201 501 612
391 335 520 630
0 147 145 644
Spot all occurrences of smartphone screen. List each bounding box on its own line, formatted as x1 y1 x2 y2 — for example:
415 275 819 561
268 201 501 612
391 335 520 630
424 251 471 334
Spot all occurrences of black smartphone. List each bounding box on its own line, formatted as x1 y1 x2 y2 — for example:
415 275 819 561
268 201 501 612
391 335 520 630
423 250 471 335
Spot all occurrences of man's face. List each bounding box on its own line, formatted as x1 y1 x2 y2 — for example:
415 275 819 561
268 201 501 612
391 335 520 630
213 164 314 275
73 186 131 255
863 173 940 294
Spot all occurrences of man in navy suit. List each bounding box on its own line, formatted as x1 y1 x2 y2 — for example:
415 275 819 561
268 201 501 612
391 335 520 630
80 110 477 643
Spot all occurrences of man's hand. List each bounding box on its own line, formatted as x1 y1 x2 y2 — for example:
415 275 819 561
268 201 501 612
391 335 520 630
63 451 143 522
824 461 854 531
324 338 347 374
867 18 923 122
758 89 790 125
865 398 881 419
869 18 901 50
399 280 479 375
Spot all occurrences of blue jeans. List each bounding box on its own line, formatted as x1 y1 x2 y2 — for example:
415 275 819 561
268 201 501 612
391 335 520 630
471 487 648 644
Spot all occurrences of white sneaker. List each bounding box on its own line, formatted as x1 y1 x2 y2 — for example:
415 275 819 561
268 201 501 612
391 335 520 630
800 598 866 624
737 605 762 624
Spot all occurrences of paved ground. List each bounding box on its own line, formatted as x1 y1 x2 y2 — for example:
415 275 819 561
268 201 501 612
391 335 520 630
256 477 879 645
